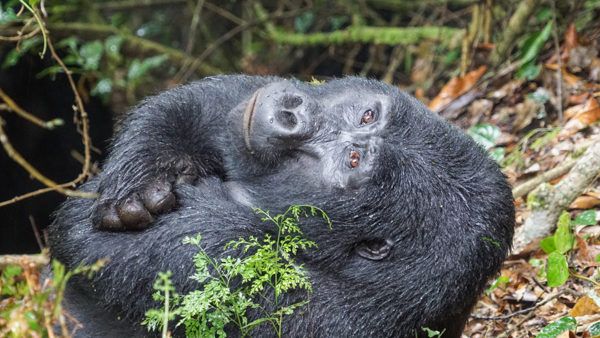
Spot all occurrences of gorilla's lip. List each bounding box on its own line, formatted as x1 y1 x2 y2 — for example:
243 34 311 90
243 89 261 154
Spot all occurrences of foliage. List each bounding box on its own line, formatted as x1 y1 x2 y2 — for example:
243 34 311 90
485 275 510 295
590 321 600 337
539 210 597 287
143 205 331 338
536 316 576 338
467 123 504 163
421 327 446 338
503 128 559 170
516 21 553 80
0 259 105 337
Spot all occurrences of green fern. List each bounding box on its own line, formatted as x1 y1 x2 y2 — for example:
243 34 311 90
143 205 331 337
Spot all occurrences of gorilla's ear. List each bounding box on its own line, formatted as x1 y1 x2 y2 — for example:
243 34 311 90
356 238 394 260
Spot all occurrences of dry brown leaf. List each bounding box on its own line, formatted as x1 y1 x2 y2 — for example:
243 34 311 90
569 195 600 209
428 66 487 112
576 235 593 263
513 98 542 131
559 97 600 139
489 79 523 100
564 23 579 54
570 296 600 316
569 92 590 105
544 64 587 88
414 87 426 102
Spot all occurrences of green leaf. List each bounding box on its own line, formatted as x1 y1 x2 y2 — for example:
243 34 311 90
1 37 41 69
104 35 124 61
589 320 600 337
488 147 505 163
57 37 79 51
519 21 553 65
536 316 576 338
328 15 348 31
554 211 574 254
468 123 501 150
529 258 544 267
0 3 18 25
573 210 597 226
294 11 315 33
536 7 553 22
443 48 461 66
516 61 541 80
540 235 556 254
91 78 113 97
422 327 446 338
79 40 104 71
546 252 569 287
486 275 510 294
127 55 168 82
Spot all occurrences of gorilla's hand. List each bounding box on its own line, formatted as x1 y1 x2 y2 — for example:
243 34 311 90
93 157 197 230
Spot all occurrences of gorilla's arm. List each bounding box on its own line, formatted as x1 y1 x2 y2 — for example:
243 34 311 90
93 75 277 230
50 178 262 334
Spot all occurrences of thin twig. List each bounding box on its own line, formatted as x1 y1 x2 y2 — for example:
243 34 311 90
29 215 45 250
0 117 95 200
0 87 61 129
0 27 40 41
0 251 50 268
178 6 305 82
18 0 48 55
550 0 564 121
471 291 563 320
512 158 577 199
47 34 93 186
185 0 206 54
0 12 99 206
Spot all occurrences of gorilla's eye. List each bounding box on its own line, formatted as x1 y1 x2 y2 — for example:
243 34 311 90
356 239 394 261
360 109 375 125
349 150 360 168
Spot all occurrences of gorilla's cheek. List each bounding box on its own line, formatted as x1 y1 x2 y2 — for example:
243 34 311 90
317 137 382 190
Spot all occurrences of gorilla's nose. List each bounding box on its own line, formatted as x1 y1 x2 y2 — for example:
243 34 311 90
251 87 317 148
269 95 314 141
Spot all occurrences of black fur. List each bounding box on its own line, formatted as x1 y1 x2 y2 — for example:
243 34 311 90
49 75 514 337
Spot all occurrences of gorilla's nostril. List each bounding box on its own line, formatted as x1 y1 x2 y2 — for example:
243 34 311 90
282 95 303 109
276 110 298 130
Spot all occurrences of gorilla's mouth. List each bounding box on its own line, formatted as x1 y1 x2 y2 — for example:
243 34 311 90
243 89 261 153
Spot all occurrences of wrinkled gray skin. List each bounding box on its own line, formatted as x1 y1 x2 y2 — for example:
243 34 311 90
49 75 514 337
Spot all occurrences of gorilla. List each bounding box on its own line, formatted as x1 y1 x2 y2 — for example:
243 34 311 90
48 75 514 337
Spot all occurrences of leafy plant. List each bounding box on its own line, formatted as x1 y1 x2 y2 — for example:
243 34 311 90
502 128 559 170
536 316 576 338
516 21 553 80
143 205 331 338
540 210 597 287
485 275 510 295
589 320 600 337
0 258 105 337
421 327 446 338
467 123 505 163
541 212 573 287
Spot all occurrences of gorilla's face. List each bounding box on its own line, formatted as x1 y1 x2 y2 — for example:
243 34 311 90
236 78 395 190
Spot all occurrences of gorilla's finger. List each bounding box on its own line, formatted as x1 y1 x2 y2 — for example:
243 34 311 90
142 181 176 214
117 194 153 229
